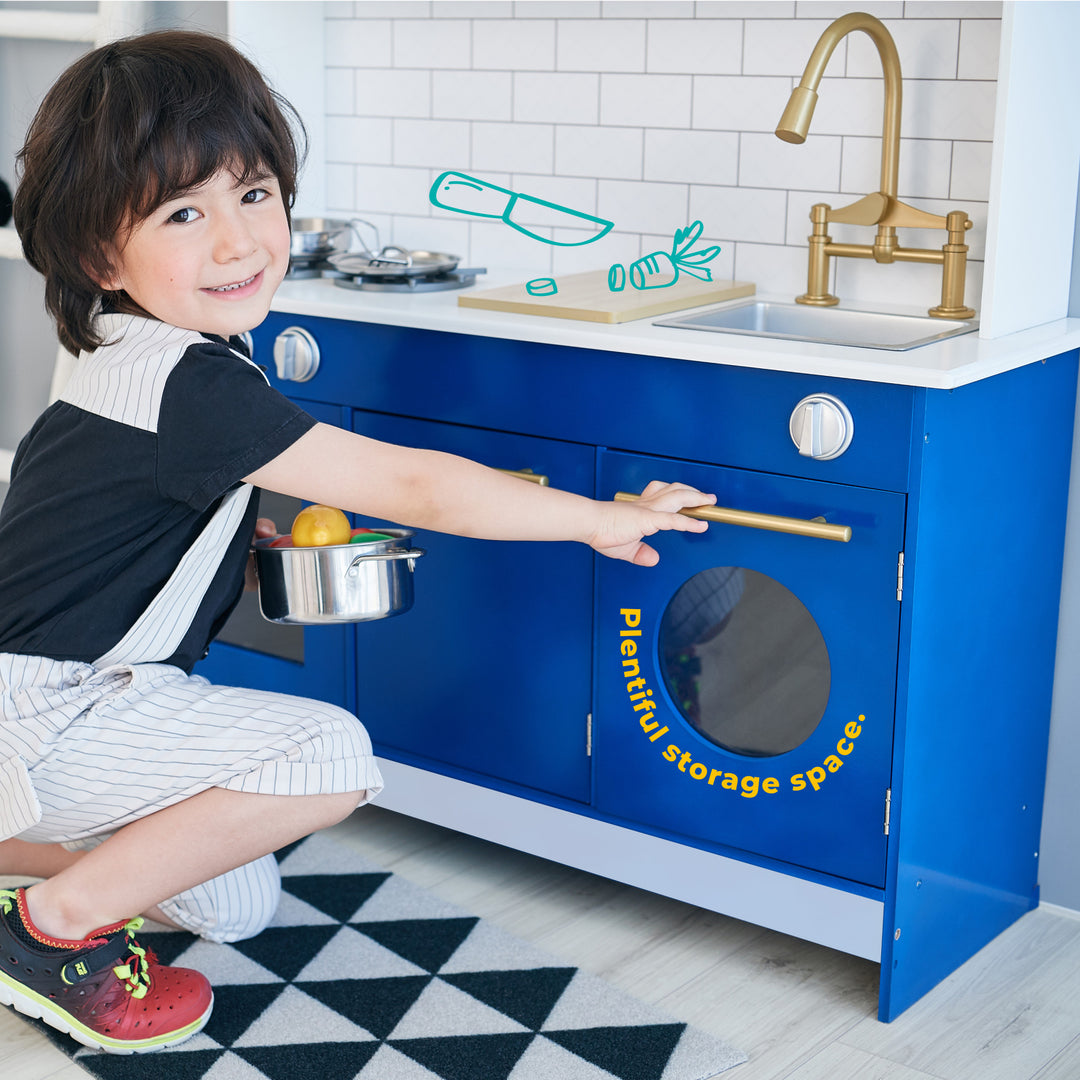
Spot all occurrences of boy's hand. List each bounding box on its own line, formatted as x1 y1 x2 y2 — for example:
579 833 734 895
588 481 716 566
244 517 278 591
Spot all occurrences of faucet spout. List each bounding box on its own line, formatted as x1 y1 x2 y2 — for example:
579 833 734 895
775 11 901 200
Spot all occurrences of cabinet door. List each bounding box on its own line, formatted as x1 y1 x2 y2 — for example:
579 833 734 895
194 401 353 710
594 450 906 888
351 411 594 803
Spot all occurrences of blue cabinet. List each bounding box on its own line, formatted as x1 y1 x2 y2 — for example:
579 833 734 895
347 411 594 802
200 310 1079 1022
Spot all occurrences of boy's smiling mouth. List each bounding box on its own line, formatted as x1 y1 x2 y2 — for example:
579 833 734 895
205 271 261 294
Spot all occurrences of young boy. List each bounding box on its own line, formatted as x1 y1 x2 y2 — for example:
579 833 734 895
0 31 714 1054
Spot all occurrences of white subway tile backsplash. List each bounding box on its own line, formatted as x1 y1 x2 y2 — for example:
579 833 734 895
434 1 515 16
473 122 555 174
555 125 644 179
599 178 690 235
355 69 432 118
692 75 793 132
904 2 1001 19
326 68 354 115
845 19 960 80
432 71 514 121
354 2 430 17
732 241 807 298
600 73 693 128
326 162 356 210
740 130 840 191
473 19 556 70
469 217 557 273
690 185 788 244
743 18 836 77
515 1 601 18
393 19 471 68
325 18 390 68
839 136 952 201
326 116 393 164
354 164 435 215
695 3 795 18
322 4 999 313
645 19 742 75
957 19 1000 80
603 2 695 18
795 2 904 21
902 78 996 141
950 140 992 203
393 118 471 167
557 18 647 73
644 129 738 186
550 228 643 276
514 72 601 123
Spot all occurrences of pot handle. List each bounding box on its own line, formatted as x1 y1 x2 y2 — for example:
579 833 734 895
346 548 426 576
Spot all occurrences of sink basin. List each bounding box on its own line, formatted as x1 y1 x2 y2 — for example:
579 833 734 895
655 300 979 351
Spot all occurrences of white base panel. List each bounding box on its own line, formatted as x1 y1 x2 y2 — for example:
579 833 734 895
374 758 885 962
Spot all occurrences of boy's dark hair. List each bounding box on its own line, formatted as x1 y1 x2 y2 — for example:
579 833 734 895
14 30 306 355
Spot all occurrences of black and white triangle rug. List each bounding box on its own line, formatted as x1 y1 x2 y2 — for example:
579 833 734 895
21 831 747 1080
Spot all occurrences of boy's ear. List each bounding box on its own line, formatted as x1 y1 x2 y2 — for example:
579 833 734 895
83 247 124 291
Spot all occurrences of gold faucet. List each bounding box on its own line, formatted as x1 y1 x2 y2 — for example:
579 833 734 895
776 11 975 319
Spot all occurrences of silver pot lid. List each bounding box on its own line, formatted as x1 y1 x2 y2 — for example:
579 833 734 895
328 247 461 278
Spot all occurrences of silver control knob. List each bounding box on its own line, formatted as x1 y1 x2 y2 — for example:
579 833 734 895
789 393 853 460
272 326 320 383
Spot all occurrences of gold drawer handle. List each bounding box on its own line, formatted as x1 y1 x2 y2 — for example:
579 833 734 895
498 468 550 486
614 491 852 542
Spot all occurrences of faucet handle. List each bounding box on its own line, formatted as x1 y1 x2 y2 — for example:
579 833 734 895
827 192 888 226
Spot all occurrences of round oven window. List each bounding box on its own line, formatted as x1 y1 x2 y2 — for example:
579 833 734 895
658 567 830 757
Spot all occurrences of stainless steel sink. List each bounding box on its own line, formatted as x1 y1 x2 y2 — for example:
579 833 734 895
655 299 979 351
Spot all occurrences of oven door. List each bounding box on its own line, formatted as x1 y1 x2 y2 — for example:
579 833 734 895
594 450 906 888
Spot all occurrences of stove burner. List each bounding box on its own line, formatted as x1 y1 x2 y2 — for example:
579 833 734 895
332 268 485 293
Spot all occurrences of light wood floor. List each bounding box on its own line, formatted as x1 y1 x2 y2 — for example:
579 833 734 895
5 804 1080 1080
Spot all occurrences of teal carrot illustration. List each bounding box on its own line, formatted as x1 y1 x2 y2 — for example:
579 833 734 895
608 221 722 292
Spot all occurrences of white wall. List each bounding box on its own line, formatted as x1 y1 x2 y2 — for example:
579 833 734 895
322 0 1000 316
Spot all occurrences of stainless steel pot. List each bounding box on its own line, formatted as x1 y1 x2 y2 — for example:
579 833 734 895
290 217 353 259
253 529 425 624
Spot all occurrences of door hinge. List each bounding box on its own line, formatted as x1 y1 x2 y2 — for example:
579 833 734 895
884 788 892 835
586 712 593 757
896 552 905 602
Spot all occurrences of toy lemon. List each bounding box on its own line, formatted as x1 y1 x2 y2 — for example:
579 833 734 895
290 504 352 547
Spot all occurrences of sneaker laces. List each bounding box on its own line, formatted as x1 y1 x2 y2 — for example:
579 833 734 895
111 918 152 1000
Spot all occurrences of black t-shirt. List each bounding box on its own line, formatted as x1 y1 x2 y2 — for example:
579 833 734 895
0 314 316 672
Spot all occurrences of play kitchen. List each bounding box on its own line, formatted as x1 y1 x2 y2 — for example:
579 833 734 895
199 271 1080 1023
193 9 1080 1027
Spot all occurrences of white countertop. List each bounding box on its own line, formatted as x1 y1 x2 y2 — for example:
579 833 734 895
271 272 1080 390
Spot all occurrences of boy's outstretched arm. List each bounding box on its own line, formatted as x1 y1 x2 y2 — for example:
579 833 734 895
244 422 716 566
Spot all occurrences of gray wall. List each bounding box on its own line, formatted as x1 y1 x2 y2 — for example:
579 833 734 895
1040 169 1080 910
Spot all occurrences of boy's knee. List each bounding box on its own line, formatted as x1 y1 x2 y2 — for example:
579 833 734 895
160 852 282 943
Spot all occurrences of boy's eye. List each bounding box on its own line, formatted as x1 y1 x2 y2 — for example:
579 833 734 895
169 207 201 224
242 188 270 204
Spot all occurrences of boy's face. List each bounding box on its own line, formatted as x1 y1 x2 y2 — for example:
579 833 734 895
102 168 291 337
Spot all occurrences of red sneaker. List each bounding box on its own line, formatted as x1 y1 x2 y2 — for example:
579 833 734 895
0 887 213 1053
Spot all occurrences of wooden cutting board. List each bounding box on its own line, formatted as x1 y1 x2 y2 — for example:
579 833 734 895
459 270 755 324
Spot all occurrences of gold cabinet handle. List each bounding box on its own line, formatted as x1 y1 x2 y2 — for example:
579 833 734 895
614 491 852 542
498 468 550 486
